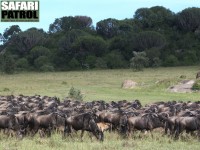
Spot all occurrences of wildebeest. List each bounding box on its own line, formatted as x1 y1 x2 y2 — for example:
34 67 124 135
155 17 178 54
97 122 111 132
31 112 58 137
1 94 200 142
125 113 165 137
174 115 200 139
0 114 21 137
64 112 104 141
97 110 122 131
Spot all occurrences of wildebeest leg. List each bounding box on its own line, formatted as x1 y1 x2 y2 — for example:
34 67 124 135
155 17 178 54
174 121 179 140
39 129 45 138
170 124 174 137
47 127 51 137
109 124 113 132
164 122 168 135
31 126 39 137
80 130 85 142
88 132 93 141
63 125 73 139
198 128 200 141
128 124 133 138
150 129 153 138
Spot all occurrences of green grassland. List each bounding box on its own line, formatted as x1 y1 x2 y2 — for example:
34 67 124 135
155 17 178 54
0 66 199 104
0 66 200 149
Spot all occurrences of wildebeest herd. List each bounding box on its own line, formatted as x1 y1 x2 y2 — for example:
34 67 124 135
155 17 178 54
0 95 200 141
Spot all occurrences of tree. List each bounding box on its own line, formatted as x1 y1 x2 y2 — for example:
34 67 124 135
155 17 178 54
53 29 88 69
134 8 154 28
49 16 92 33
133 31 166 51
3 25 21 41
145 48 161 67
130 51 149 71
176 7 200 32
72 35 108 64
28 46 51 65
134 6 174 29
8 29 45 56
1 54 16 74
96 18 119 38
109 35 135 60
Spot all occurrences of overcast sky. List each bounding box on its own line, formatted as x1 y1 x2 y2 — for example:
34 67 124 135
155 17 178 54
0 0 199 33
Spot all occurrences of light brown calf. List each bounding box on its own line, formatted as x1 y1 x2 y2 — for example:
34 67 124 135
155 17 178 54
97 122 111 132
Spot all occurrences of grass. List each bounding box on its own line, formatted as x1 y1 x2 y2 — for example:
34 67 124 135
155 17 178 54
0 66 199 104
0 66 200 149
0 132 200 150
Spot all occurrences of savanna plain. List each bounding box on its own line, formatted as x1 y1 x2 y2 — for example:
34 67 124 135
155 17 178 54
0 66 200 150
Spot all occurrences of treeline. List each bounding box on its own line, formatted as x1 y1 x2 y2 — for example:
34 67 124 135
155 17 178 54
0 6 200 73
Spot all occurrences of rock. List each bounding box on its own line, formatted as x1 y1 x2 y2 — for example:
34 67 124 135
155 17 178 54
169 80 195 93
121 80 137 89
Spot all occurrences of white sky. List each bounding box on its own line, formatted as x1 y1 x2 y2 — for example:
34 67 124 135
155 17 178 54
0 0 199 33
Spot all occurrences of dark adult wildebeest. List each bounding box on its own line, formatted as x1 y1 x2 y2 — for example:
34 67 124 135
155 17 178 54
97 110 122 131
164 116 177 136
174 115 200 139
126 113 165 137
64 112 104 141
0 114 21 137
31 113 58 137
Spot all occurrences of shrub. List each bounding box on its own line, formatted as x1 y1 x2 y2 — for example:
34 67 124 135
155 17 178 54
29 46 51 65
105 51 127 69
39 64 54 72
130 51 149 71
163 55 179 66
34 56 50 70
95 58 107 69
85 55 96 69
2 54 16 74
16 58 29 70
68 58 81 70
192 80 200 90
68 87 83 101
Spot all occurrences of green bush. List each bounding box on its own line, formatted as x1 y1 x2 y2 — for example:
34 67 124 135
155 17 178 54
192 80 200 90
68 87 83 101
1 54 16 74
85 55 96 69
16 58 29 70
105 51 127 69
39 64 54 72
130 51 149 71
34 56 50 69
182 51 198 65
68 58 81 70
163 55 179 66
95 58 107 69
29 46 51 65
